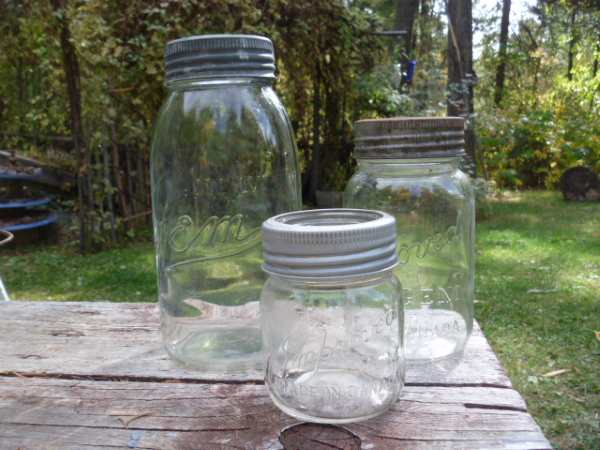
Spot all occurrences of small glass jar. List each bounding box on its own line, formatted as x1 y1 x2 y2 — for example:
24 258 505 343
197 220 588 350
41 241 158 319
261 209 404 423
344 117 475 367
151 35 301 373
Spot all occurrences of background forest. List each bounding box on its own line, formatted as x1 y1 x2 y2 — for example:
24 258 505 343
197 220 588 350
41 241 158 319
1 0 599 249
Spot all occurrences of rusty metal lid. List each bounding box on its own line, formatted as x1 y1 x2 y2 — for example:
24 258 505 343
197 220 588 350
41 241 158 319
354 117 465 159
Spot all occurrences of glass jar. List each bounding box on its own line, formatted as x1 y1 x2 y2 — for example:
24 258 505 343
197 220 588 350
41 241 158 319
151 35 301 373
344 117 474 367
261 209 404 423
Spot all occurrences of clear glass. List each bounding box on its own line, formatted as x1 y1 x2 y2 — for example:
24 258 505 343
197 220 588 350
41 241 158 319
151 78 301 373
344 158 474 367
261 271 404 423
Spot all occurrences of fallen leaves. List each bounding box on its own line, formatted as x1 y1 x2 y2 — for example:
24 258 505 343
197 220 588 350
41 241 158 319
542 369 570 378
527 288 559 294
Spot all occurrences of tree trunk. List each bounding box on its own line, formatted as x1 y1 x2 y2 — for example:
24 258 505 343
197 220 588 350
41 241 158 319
418 0 434 55
447 0 476 177
394 0 420 80
124 146 136 216
51 0 89 253
593 47 598 78
494 0 511 106
591 41 599 110
109 120 131 227
566 7 577 81
307 65 322 205
16 57 26 139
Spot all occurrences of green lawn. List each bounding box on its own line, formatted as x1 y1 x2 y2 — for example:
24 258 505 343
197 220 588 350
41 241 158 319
1 240 157 302
476 191 600 450
1 191 599 449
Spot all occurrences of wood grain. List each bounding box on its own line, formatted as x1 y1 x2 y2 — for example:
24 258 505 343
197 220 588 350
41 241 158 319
0 376 550 450
0 302 551 449
0 301 510 386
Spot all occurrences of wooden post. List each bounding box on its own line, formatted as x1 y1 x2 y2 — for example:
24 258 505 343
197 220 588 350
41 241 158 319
102 145 117 243
125 145 136 216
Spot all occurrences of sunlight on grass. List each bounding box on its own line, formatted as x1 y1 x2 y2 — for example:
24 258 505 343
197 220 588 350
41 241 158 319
0 191 598 448
477 191 600 450
1 242 157 302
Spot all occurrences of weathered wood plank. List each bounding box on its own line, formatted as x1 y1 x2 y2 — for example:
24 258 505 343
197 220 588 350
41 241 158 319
0 376 551 450
0 301 510 386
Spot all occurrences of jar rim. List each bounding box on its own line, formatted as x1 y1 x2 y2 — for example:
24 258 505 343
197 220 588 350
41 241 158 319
262 209 398 279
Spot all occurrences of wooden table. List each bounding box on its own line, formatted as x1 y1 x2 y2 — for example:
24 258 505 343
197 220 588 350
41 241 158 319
0 301 551 450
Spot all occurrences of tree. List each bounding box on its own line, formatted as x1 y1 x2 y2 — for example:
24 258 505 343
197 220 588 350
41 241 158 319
447 0 476 176
566 5 578 81
394 0 420 69
494 0 511 106
51 0 91 253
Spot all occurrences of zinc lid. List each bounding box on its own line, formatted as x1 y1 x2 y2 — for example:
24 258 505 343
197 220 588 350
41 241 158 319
165 34 276 83
262 209 398 278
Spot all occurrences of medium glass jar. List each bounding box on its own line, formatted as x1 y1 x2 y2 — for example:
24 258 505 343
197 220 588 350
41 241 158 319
261 209 404 423
151 35 301 373
344 117 474 367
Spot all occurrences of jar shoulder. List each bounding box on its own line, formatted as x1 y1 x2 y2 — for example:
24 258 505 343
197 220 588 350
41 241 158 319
153 85 289 140
345 168 474 199
261 274 401 301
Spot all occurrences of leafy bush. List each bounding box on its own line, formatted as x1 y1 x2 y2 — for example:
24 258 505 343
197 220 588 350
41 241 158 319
479 94 599 190
476 8 600 190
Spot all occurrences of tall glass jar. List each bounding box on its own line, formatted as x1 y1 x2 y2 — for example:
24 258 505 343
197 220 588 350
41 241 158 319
261 209 404 423
344 117 474 367
151 35 301 373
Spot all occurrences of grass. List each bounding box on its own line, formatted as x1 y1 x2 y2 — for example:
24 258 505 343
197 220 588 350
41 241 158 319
476 191 600 450
1 191 599 448
1 241 157 302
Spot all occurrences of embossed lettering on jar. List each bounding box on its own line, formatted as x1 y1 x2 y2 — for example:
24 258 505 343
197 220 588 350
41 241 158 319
344 117 475 367
261 209 404 423
151 35 301 373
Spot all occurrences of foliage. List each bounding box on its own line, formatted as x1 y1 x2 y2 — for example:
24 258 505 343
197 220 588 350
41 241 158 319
476 3 600 189
2 0 600 226
0 0 393 247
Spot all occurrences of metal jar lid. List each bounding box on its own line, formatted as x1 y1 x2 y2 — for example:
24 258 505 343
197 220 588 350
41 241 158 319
262 209 398 279
354 116 465 159
165 34 276 83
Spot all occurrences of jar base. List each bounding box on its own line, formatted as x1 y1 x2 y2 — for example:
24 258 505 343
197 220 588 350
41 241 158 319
165 327 264 373
405 308 470 363
266 369 399 424
268 390 392 424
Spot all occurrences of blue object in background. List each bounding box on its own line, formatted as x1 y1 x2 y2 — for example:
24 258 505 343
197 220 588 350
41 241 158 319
3 213 58 232
0 197 51 209
406 60 417 84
